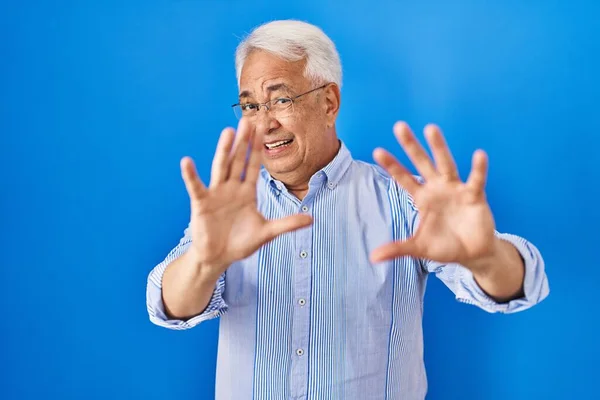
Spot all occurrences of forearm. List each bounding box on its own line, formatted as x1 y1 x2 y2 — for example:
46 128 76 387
162 249 224 320
467 237 525 303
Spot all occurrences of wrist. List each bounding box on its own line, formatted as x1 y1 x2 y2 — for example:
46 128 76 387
464 237 505 275
184 248 224 285
469 238 525 301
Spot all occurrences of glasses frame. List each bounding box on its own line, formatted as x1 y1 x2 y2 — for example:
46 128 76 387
231 83 329 119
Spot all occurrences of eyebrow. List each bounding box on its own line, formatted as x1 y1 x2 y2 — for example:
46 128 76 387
238 83 292 100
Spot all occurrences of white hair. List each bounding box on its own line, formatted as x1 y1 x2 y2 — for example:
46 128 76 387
235 20 342 89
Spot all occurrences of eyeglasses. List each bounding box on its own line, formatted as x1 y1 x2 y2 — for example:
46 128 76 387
231 83 328 120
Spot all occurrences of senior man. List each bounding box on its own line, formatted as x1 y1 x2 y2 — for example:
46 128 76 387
146 19 549 400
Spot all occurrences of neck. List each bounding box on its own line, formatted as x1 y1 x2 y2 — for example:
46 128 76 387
277 137 341 201
288 185 310 201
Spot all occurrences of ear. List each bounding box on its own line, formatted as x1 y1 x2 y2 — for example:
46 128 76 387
323 83 341 126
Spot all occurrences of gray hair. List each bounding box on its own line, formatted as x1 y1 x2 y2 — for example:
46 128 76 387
235 20 342 90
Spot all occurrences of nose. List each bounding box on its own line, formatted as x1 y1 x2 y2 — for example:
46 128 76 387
254 107 281 136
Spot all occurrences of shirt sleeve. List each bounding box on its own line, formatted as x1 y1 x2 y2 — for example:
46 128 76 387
146 225 228 330
424 232 550 313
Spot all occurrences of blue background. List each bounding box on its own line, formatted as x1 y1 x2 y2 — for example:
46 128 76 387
1 1 598 399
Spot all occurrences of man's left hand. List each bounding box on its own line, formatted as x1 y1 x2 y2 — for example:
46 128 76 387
370 122 506 276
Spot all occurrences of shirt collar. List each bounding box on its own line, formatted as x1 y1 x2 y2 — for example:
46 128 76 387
261 140 353 191
319 140 352 187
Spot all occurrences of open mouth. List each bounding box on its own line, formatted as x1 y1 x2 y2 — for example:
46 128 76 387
265 139 293 150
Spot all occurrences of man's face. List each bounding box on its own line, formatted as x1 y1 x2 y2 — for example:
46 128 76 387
238 50 336 182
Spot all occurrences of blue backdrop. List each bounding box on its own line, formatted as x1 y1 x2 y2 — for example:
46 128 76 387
1 1 598 399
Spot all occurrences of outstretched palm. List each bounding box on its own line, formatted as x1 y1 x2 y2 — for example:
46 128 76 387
370 122 496 267
180 118 312 276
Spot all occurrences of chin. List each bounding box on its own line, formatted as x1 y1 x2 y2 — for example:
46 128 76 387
264 158 302 177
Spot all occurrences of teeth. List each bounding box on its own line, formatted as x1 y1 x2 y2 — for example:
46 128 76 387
265 140 291 149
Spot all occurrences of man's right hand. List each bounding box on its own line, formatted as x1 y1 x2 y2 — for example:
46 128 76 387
180 118 313 280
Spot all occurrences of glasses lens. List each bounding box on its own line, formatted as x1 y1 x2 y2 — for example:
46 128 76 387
271 99 294 118
233 105 243 120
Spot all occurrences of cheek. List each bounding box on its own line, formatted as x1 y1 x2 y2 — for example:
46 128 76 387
277 115 305 140
279 109 323 150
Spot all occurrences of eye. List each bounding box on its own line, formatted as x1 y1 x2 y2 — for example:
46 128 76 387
274 98 292 105
241 103 259 111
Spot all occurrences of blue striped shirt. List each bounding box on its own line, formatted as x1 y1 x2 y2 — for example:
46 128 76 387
146 141 549 400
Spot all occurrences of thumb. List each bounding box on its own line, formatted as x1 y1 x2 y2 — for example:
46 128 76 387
261 214 313 243
370 239 421 263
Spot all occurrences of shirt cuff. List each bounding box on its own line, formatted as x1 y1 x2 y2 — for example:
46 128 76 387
454 232 550 313
146 266 227 330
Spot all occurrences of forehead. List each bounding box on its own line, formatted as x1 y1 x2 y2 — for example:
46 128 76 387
239 50 308 94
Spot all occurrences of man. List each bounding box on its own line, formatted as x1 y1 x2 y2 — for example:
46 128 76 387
146 19 549 400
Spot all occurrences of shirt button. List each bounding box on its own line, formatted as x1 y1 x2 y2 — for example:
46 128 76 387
298 298 306 306
300 251 308 258
327 182 335 189
301 205 309 212
296 349 304 356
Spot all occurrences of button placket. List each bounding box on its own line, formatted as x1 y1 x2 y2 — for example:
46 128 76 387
290 199 313 398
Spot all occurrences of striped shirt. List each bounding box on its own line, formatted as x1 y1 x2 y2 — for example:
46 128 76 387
146 141 549 400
